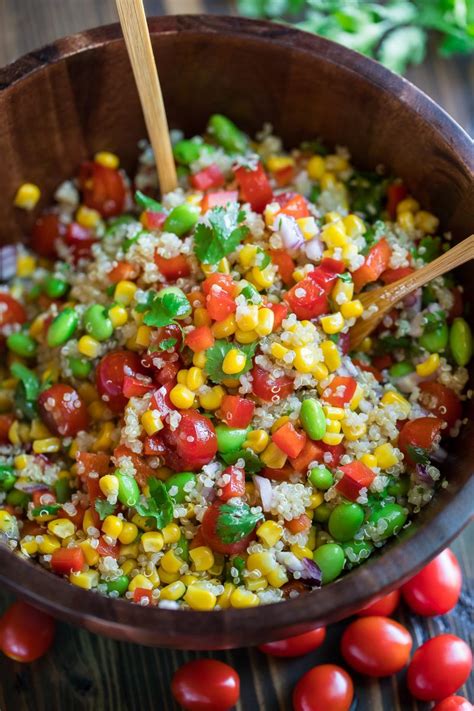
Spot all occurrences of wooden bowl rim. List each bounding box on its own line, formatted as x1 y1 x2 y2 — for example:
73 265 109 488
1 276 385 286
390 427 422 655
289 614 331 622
0 14 473 647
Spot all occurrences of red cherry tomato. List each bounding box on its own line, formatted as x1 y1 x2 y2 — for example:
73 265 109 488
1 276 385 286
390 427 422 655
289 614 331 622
201 501 256 555
357 589 400 617
258 627 326 657
0 293 27 334
398 416 443 464
407 635 472 701
37 383 88 437
30 212 66 258
154 253 190 281
96 351 145 412
401 548 462 616
79 161 126 217
162 410 217 472
251 365 294 402
419 381 462 429
433 697 473 711
171 659 240 711
341 616 412 677
0 601 55 662
293 664 354 711
65 222 97 262
0 414 14 444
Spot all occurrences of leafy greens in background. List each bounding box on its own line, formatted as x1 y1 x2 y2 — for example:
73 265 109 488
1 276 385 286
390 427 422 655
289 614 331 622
237 0 474 74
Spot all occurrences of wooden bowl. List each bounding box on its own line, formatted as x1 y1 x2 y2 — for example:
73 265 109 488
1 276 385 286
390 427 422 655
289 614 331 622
0 15 472 649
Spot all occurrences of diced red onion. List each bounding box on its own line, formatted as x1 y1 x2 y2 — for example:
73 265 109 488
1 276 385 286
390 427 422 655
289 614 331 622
299 557 322 588
404 288 422 312
253 475 272 512
275 214 304 250
415 464 435 486
396 372 422 393
430 446 448 463
304 237 324 262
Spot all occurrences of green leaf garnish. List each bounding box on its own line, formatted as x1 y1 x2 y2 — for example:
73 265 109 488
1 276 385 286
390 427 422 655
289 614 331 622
194 203 249 265
95 500 116 520
204 340 257 384
134 478 174 529
31 504 61 517
216 502 264 544
141 288 191 328
407 445 430 464
135 190 163 212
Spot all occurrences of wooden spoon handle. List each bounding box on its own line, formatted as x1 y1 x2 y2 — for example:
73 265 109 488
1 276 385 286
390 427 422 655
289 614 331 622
116 0 177 194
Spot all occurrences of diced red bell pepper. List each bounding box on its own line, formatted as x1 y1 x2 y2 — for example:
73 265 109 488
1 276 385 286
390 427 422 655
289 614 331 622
279 194 310 220
107 261 137 283
154 253 190 281
234 162 273 213
143 210 167 230
202 273 236 296
96 536 120 559
274 165 295 187
76 452 110 478
59 503 85 528
272 422 307 459
261 465 295 482
206 290 236 321
289 440 325 472
319 442 345 467
79 161 126 218
122 375 154 399
309 258 345 294
286 513 312 534
133 588 156 605
85 474 102 505
271 250 295 287
220 395 255 429
268 302 288 331
387 182 408 220
190 164 225 191
353 238 392 292
380 266 414 285
201 190 238 213
184 326 215 353
321 376 358 407
50 547 85 575
285 275 328 320
150 382 175 417
336 461 375 501
218 466 246 501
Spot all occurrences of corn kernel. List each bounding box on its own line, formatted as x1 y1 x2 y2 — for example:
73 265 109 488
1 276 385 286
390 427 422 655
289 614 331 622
128 574 154 592
416 353 440 377
323 406 345 421
267 155 295 173
16 254 37 278
246 576 268 592
77 382 98 404
121 559 138 576
30 419 51 439
341 243 359 264
253 307 274 337
236 304 259 332
211 314 236 338
320 312 345 334
116 522 138 545
396 197 419 214
141 410 164 436
20 538 38 556
79 540 100 566
102 515 123 539
271 416 290 434
256 520 283 548
359 337 373 353
160 581 186 601
222 348 246 375
14 454 29 470
251 264 275 289
114 280 137 306
343 214 366 237
415 210 439 234
76 205 102 229
244 429 269 454
321 340 341 371
374 443 399 469
134 325 151 348
161 549 184 574
88 400 109 422
193 350 207 369
350 383 364 410
307 155 326 180
91 421 116 452
94 151 119 169
312 363 329 381
38 533 61 555
238 244 258 269
297 216 319 241
78 335 101 358
270 343 289 361
0 510 16 534
230 587 260 608
293 346 319 373
309 492 325 509
177 369 188 385
397 210 415 232
184 584 217 611
322 220 348 248
70 569 99 590
199 385 225 411
162 522 181 544
216 582 235 609
48 518 75 539
189 546 215 572
322 432 344 445
326 419 342 434
99 474 119 498
381 391 411 418
342 421 367 441
360 454 378 469
33 437 61 454
181 574 198 587
234 328 258 344
260 442 287 469
341 300 364 319
291 544 314 560
14 183 41 210
186 367 205 391
141 532 164 553
170 384 195 409
109 304 128 328
266 566 289 588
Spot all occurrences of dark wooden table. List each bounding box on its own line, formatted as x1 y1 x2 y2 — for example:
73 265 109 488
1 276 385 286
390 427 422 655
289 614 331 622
0 2 472 710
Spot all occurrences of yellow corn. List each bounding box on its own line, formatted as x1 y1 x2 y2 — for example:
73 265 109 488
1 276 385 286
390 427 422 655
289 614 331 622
270 343 289 360
236 305 259 332
70 570 99 590
79 540 100 566
189 546 215 572
256 519 283 550
309 492 325 509
415 210 439 234
170 384 195 409
212 314 236 338
114 280 137 306
47 518 75 539
193 350 207 369
342 421 367 441
396 197 419 214
94 151 119 169
186 367 205 391
141 532 164 553
141 410 164 436
234 328 258 344
109 304 128 328
78 335 101 358
181 574 198 587
30 419 51 439
160 581 186 601
160 550 184 574
38 534 61 555
297 216 319 241
16 254 37 278
244 429 269 454
134 325 151 348
199 385 225 411
323 406 345 421
33 437 61 454
374 443 399 469
322 221 348 248
342 243 360 264
184 584 217 611
267 155 294 172
266 566 289 588
230 588 260 608
332 278 354 303
14 183 41 210
76 205 102 229
322 432 344 445
397 211 415 232
91 421 115 452
291 544 314 560
320 312 345 334
350 384 364 410
321 340 341 371
260 442 287 469
88 400 110 422
343 214 366 237
416 353 440 377
293 346 319 373
0 510 16 534
222 348 246 375
360 453 378 469
20 538 38 556
359 337 373 353
254 307 275 337
77 382 98 404
118 522 138 545
121 559 138 576
247 551 277 575
216 582 235 609
14 454 29 470
312 362 329 381
162 523 181 544
177 369 188 385
102 515 123 539
381 391 411 418
194 307 212 327
128 574 154 592
99 474 119 498
251 264 275 289
238 244 258 269
307 155 326 180
29 314 47 338
341 300 364 319
246 576 268 592
326 419 342 434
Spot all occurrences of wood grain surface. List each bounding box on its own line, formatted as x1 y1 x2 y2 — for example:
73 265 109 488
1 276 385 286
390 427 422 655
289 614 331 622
0 2 473 710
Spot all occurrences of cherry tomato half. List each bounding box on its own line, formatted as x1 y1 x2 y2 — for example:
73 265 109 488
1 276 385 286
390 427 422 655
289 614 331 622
407 634 472 701
161 410 217 472
357 590 400 617
96 350 145 412
0 293 27 334
171 659 240 711
418 381 462 430
201 501 255 555
433 697 473 711
0 601 55 662
401 548 462 616
398 416 443 464
251 365 294 403
30 212 66 258
293 664 354 711
258 627 326 657
341 616 412 677
38 383 88 437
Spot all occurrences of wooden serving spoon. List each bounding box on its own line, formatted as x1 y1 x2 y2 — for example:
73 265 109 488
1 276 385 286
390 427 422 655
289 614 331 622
349 234 474 350
115 0 177 194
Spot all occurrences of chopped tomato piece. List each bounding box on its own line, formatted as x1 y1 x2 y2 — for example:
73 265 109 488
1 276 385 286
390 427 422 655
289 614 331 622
261 465 295 481
321 376 357 407
38 384 88 437
161 410 217 472
387 182 408 220
185 326 215 353
319 442 345 467
272 422 307 458
0 414 14 444
398 417 443 464
79 161 126 217
122 374 154 399
279 194 310 220
190 164 225 191
274 165 295 187
154 253 190 281
251 365 294 402
286 513 312 534
268 302 288 331
31 212 66 258
271 250 295 287
133 588 156 605
218 466 246 501
143 434 166 456
150 382 175 416
65 222 97 262
381 267 414 284
448 287 464 321
419 382 462 429
96 536 120 559
289 440 325 472
50 547 85 575
96 351 146 412
220 395 254 429
202 273 236 297
143 211 167 230
76 452 110 478
204 274 237 321
285 275 328 320
107 261 137 283
234 162 273 213
337 461 375 501
201 190 238 213
353 238 391 292
0 294 27 334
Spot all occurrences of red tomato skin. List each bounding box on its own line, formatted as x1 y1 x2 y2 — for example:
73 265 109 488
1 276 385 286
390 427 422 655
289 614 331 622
387 182 408 220
234 162 273 213
285 276 328 320
50 547 85 575
0 601 55 662
220 395 254 429
258 626 326 657
407 635 472 701
171 659 240 711
65 222 97 262
201 190 238 213
30 212 66 258
201 502 255 555
293 664 354 711
96 351 145 412
190 164 225 191
162 410 217 472
79 161 126 217
37 384 88 437
357 590 400 617
0 414 14 444
341 616 412 677
419 382 462 429
251 365 294 402
218 466 246 502
0 293 27 333
154 253 190 281
433 697 473 711
401 548 462 616
398 416 443 464
321 376 357 408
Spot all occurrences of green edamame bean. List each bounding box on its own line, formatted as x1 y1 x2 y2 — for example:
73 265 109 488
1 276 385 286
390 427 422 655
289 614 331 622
313 503 331 523
106 575 129 596
54 477 70 504
165 472 196 504
84 304 114 342
47 307 78 348
216 425 250 454
6 332 37 358
309 465 333 491
342 540 374 567
450 317 472 366
164 204 200 237
300 399 326 441
69 357 92 379
0 465 16 492
173 139 201 165
313 543 345 584
208 114 248 153
116 471 140 507
387 476 410 497
44 276 69 298
419 320 448 353
6 489 29 509
389 361 414 379
368 503 407 540
328 503 365 542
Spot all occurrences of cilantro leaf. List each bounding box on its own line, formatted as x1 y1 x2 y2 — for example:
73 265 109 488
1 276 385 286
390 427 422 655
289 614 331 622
134 478 173 529
216 502 264 544
142 288 191 328
158 338 178 351
221 449 262 474
194 203 249 265
95 500 116 520
204 340 257 384
135 190 163 212
407 445 430 465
